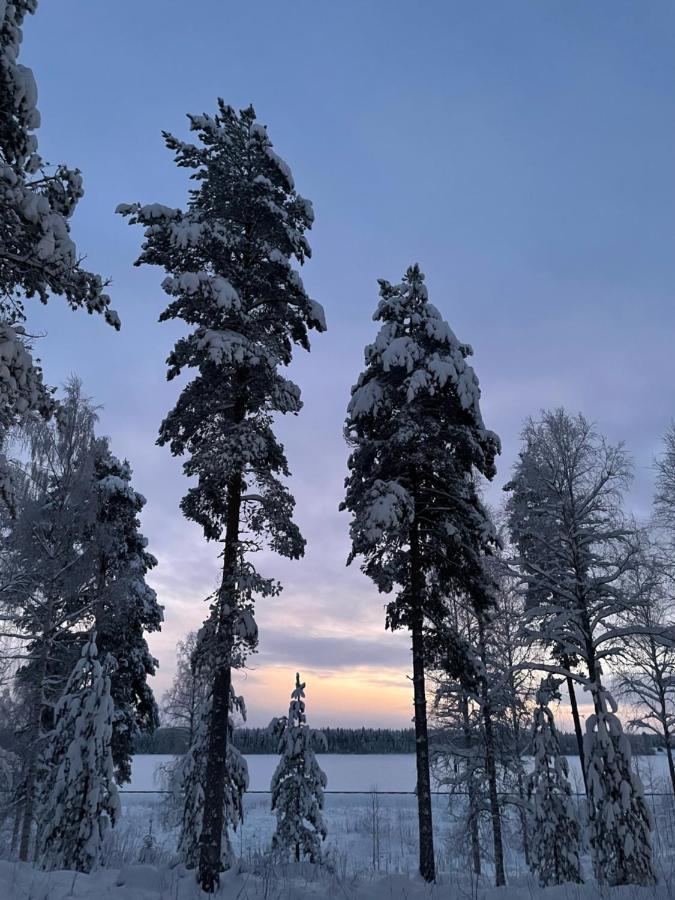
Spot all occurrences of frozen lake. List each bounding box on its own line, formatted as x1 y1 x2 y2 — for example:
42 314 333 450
124 751 674 795
126 753 422 793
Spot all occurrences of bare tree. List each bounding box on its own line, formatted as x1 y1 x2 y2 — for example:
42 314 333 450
614 545 675 796
162 631 209 746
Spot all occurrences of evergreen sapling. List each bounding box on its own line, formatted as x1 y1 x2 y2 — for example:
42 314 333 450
527 677 583 887
270 673 327 863
38 633 120 873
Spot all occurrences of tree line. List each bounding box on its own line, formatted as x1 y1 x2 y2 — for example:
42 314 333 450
0 1 674 894
138 722 663 758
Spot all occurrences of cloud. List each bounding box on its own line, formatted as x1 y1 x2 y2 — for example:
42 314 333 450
252 629 411 672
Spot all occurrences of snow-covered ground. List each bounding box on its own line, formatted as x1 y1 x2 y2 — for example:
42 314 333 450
108 755 675 882
2 858 675 900
3 754 674 897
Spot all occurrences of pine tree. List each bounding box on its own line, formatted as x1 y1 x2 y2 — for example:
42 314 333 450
584 684 656 886
90 441 163 783
177 683 248 871
119 101 324 891
527 677 583 887
0 3 119 503
270 673 327 863
38 632 120 873
342 265 500 883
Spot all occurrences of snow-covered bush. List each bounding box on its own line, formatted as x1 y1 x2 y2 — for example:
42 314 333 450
584 685 656 886
38 633 120 873
270 673 327 863
527 678 583 886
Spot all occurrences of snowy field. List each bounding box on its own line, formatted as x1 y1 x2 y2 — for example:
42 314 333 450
3 754 674 898
106 755 675 886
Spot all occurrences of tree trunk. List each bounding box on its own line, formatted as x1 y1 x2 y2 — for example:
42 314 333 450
515 768 530 866
566 676 588 793
461 696 481 875
19 635 49 862
198 472 243 893
477 618 506 887
11 802 21 855
661 719 675 797
409 513 435 883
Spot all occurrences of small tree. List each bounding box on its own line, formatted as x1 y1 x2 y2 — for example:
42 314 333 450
614 544 675 797
584 684 656 886
270 673 327 863
342 265 500 883
38 632 120 873
527 678 583 887
162 631 209 746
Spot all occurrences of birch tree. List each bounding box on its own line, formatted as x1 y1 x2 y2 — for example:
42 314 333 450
505 409 657 884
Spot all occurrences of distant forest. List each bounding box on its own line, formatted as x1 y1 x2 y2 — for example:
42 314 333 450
134 725 665 756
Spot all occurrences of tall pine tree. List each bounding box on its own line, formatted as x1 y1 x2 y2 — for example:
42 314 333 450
118 101 325 891
342 265 500 883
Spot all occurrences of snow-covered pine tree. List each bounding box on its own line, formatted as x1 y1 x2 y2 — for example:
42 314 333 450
584 684 655 886
38 632 120 873
177 682 248 871
270 673 327 863
342 265 500 883
118 101 325 892
0 2 119 503
527 677 583 887
90 440 163 784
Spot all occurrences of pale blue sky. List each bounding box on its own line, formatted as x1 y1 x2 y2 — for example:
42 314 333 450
20 1 675 725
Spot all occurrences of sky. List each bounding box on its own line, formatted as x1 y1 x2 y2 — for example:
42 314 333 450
18 1 675 727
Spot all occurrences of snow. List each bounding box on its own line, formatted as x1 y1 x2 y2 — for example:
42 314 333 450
1 857 675 899
3 754 674 896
